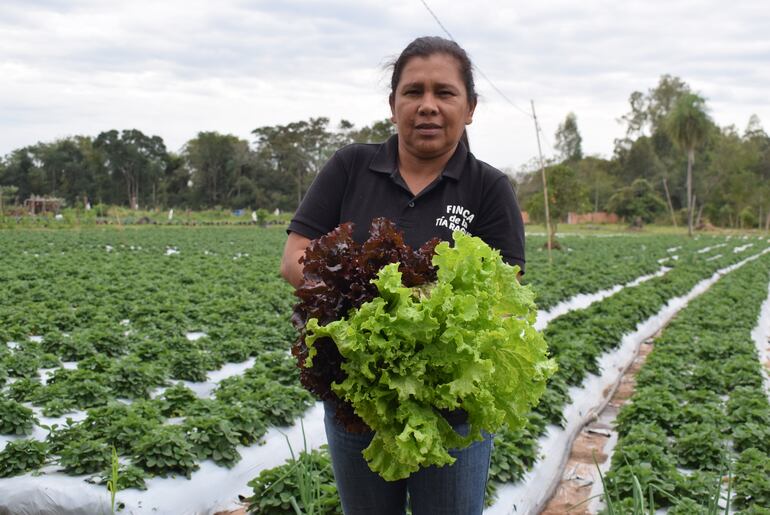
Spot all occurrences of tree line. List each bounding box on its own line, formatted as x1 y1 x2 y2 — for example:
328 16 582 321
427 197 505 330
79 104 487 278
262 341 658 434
0 118 394 213
519 75 770 232
1 74 769 230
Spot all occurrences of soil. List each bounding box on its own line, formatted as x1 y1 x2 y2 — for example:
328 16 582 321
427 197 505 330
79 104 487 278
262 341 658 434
539 341 655 515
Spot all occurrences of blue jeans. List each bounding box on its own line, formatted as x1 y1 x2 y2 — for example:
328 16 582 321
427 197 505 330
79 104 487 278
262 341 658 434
323 402 493 515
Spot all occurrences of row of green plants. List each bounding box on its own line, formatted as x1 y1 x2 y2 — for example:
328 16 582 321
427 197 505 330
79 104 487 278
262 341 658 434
484 239 770 501
0 353 314 481
0 228 752 504
0 206 293 230
0 228 309 487
521 234 734 310
604 254 770 513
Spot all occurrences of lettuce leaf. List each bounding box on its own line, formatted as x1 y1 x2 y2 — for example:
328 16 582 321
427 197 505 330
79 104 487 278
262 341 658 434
305 231 556 480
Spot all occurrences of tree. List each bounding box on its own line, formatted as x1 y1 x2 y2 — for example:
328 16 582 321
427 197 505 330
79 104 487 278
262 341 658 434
607 178 667 227
575 157 618 212
183 132 250 208
524 164 588 246
340 118 397 145
554 112 583 162
252 117 338 209
665 93 712 236
93 130 168 209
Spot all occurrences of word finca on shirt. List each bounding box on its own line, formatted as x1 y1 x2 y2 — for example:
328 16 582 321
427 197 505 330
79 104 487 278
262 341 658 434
435 205 475 234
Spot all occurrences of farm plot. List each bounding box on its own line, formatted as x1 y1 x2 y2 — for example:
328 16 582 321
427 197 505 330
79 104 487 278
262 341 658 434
599 255 770 513
0 227 764 514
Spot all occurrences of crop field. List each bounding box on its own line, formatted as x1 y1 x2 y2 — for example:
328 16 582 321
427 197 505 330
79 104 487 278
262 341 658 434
1 226 769 514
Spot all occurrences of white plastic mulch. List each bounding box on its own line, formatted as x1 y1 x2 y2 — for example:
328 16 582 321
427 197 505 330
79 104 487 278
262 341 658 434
751 279 770 397
486 247 770 515
534 267 670 331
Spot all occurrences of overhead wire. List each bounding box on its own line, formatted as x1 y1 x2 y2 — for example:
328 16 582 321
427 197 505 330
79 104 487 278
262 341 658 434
417 0 534 120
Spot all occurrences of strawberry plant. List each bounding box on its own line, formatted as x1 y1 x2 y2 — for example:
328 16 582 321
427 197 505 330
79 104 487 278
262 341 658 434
108 356 165 399
0 439 49 477
133 425 199 478
5 349 40 378
58 439 112 474
7 377 42 402
98 463 148 491
673 423 727 471
168 349 210 382
103 412 162 455
183 415 241 467
159 382 201 417
734 448 770 509
0 398 37 435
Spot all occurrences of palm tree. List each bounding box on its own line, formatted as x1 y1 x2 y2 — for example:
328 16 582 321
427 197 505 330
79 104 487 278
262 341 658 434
665 93 711 236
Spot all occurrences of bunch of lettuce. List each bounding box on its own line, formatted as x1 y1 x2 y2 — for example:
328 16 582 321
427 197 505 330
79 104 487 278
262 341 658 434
291 218 439 431
304 231 556 481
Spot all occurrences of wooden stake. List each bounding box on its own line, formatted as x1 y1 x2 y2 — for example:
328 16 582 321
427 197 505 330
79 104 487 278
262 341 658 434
531 100 552 264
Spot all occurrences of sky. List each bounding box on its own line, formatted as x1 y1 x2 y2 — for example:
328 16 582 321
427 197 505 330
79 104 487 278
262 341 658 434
1 0 769 172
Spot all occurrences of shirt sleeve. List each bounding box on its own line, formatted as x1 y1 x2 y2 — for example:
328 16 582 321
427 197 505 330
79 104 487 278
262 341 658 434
472 175 526 273
287 151 348 240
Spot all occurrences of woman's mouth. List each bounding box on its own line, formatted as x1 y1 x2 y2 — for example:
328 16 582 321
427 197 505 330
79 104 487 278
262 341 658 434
416 123 441 136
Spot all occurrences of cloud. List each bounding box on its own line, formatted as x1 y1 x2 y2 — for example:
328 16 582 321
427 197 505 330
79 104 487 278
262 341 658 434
1 0 768 168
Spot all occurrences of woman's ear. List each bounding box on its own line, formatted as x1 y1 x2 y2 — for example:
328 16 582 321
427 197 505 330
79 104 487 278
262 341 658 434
389 93 396 123
465 99 477 125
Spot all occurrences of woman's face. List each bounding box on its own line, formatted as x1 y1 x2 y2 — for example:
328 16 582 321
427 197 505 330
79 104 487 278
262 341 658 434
390 53 476 163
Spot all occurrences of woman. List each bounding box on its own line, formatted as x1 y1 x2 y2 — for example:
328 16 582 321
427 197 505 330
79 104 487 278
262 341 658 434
280 36 525 515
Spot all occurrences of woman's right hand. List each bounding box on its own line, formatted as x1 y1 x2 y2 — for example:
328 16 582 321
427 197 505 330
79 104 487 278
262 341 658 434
280 232 311 288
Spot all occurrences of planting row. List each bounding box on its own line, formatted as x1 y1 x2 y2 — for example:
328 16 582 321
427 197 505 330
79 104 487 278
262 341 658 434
604 255 770 513
522 234 736 309
484 241 770 504
0 228 760 512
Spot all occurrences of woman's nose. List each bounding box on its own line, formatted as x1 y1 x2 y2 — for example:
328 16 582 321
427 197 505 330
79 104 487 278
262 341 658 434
418 93 438 115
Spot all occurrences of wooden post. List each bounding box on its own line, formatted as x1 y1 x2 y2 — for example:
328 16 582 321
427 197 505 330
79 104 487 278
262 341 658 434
531 100 552 264
662 178 677 227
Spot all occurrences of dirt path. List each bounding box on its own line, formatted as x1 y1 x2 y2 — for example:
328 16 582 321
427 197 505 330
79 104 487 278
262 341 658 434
540 340 655 515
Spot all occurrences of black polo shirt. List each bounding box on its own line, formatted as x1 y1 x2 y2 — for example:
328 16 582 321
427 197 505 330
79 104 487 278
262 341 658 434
288 135 525 272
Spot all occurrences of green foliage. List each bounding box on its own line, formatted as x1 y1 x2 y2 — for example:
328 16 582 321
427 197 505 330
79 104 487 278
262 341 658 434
607 178 667 224
100 463 148 491
0 439 48 477
7 377 43 402
554 112 583 162
133 426 199 478
673 423 726 471
666 93 712 154
246 446 341 515
733 448 770 509
524 163 589 228
168 349 210 382
183 414 242 467
59 439 112 475
159 382 201 417
108 356 165 399
306 233 556 480
5 349 41 378
0 399 37 435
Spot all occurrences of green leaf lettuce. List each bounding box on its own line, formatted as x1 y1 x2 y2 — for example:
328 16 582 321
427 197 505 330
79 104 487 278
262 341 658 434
305 231 556 480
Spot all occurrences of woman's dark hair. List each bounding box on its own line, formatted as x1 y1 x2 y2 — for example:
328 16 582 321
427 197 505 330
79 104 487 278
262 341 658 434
389 36 477 149
389 36 478 105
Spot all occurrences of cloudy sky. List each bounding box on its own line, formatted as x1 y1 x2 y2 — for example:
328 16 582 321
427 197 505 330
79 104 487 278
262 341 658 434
2 0 768 171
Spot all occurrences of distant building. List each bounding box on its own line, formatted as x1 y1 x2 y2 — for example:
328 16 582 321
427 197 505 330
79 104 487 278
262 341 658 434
24 196 64 215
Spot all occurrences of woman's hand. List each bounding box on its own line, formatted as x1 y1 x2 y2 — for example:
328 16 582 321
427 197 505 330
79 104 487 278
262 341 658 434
280 232 311 288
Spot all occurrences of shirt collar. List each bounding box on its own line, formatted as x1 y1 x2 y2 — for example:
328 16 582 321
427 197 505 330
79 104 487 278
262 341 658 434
369 134 469 181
